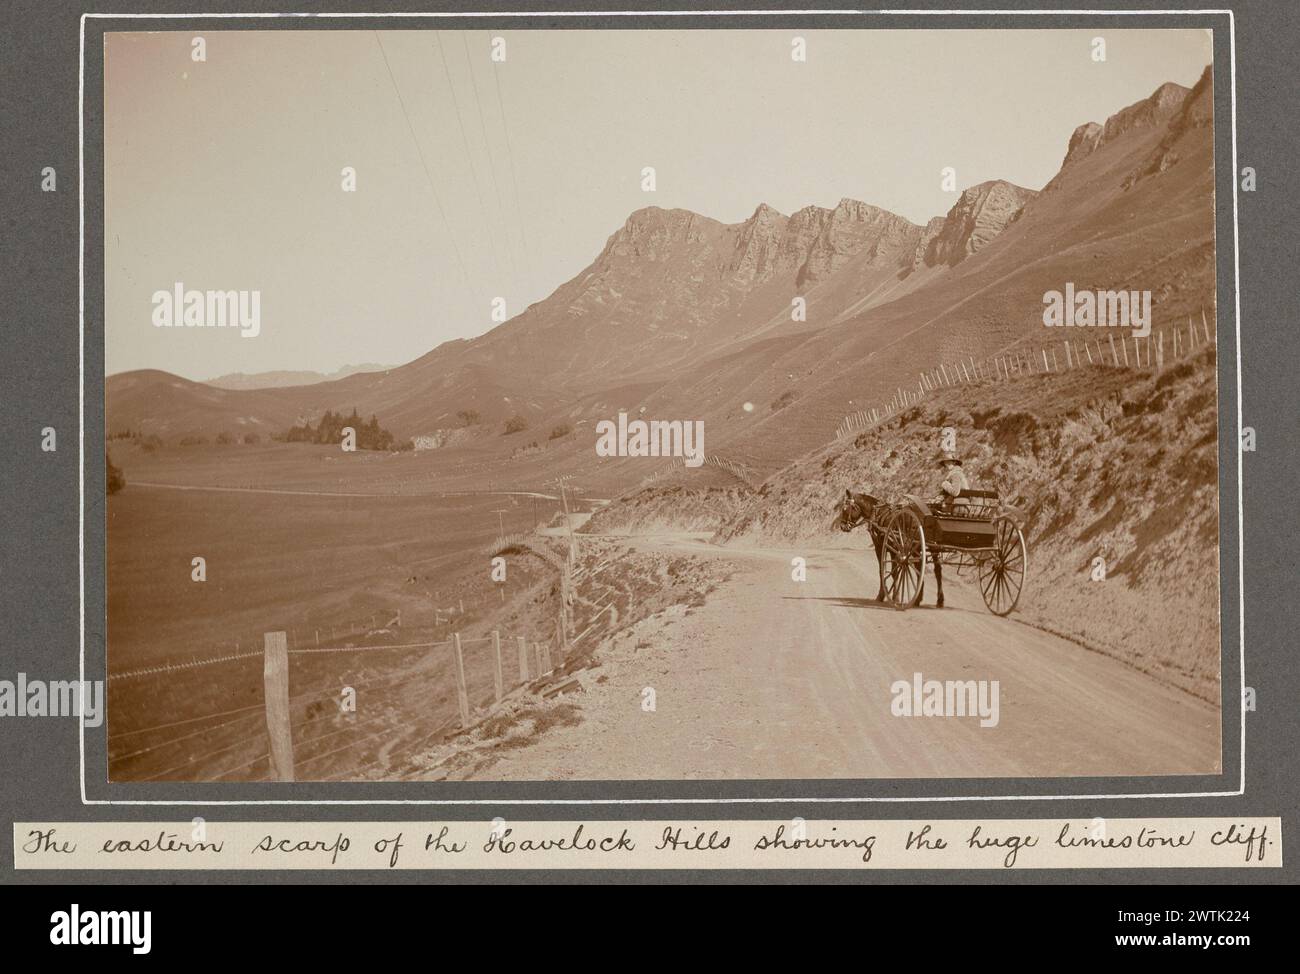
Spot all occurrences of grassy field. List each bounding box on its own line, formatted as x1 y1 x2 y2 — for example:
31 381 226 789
107 485 547 663
105 464 565 781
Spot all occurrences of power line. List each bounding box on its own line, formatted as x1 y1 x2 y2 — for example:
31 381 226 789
488 30 531 266
373 31 470 286
434 30 506 284
460 30 517 280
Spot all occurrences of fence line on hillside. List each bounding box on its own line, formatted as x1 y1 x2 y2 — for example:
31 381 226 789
108 627 558 784
107 599 506 683
834 308 1216 440
636 453 761 490
260 629 563 781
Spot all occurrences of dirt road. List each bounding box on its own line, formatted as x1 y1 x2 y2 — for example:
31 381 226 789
478 535 1222 780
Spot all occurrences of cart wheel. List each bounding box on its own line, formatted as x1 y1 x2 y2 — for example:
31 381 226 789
884 509 926 609
978 517 1027 616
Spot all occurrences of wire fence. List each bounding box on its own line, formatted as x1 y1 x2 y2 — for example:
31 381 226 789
106 628 562 783
835 309 1217 440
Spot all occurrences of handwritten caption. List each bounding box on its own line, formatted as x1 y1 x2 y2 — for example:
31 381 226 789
15 818 1280 871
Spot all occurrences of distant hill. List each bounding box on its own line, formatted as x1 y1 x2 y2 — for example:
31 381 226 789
107 68 1216 474
205 363 391 390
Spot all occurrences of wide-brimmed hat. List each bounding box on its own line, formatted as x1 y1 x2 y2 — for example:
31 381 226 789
936 451 963 467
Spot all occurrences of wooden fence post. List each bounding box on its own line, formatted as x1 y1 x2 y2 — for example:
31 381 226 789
1108 333 1118 366
492 630 504 703
452 633 470 728
262 631 294 782
517 636 530 682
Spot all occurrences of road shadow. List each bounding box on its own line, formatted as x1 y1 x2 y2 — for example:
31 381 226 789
783 595 963 613
783 595 896 612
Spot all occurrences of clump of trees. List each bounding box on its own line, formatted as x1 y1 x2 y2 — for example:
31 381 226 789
283 408 404 451
106 453 125 495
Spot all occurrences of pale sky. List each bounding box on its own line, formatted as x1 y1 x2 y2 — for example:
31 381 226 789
104 28 1213 379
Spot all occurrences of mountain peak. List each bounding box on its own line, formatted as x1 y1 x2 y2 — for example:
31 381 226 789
1125 65 1214 187
620 205 703 228
603 206 722 260
1054 77 1194 177
919 179 1036 268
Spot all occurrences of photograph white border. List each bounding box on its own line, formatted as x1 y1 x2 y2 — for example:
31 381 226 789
80 7 1245 806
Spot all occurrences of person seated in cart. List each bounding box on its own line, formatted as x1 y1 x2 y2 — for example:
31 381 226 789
933 450 969 511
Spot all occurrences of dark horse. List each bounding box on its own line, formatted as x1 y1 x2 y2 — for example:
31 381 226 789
834 488 945 607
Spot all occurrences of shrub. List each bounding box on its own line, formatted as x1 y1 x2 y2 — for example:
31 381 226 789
216 431 234 445
502 414 529 435
243 432 260 445
771 390 797 412
179 435 207 446
106 453 125 495
549 423 572 440
457 409 481 427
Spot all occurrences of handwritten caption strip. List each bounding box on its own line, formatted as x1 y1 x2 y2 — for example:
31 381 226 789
16 818 1280 871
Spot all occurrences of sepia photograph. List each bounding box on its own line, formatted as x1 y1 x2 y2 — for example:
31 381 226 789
102 27 1223 784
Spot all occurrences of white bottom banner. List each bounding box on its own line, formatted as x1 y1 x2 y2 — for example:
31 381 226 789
14 818 1281 870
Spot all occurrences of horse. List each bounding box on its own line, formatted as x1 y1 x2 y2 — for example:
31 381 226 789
834 488 946 608
834 489 888 602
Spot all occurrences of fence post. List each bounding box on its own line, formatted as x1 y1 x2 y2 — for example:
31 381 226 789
262 631 294 782
1108 333 1118 366
452 633 470 728
492 631 504 703
517 636 530 682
